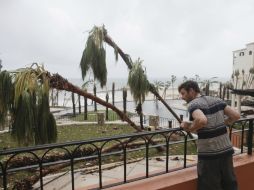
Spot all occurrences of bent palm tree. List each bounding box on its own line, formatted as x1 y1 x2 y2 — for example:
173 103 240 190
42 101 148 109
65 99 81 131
80 25 182 123
128 59 150 129
49 73 141 131
0 64 57 145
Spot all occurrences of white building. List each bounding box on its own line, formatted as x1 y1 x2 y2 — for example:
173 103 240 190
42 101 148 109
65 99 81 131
233 42 254 89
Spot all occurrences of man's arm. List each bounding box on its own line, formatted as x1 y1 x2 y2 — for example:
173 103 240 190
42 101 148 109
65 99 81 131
224 105 240 126
181 109 207 132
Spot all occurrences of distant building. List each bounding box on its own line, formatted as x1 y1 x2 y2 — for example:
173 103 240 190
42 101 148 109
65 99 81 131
233 42 254 89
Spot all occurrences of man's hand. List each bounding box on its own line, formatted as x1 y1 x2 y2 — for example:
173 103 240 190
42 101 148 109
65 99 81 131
180 121 192 132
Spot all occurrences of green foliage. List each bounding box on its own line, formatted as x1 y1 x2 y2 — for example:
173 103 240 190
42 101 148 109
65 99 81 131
80 26 108 88
1 64 57 145
0 71 14 125
128 59 149 104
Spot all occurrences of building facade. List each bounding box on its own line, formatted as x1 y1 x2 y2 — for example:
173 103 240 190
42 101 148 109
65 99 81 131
233 42 254 89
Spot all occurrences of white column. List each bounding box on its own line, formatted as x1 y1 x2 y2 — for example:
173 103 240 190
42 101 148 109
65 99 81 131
237 95 241 113
231 94 235 107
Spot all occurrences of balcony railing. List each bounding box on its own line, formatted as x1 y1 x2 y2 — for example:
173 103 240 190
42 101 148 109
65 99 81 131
0 116 253 190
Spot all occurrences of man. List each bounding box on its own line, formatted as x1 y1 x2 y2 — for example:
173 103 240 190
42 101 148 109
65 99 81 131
178 80 240 190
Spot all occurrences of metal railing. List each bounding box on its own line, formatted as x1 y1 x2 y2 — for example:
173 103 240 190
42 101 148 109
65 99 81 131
0 117 253 190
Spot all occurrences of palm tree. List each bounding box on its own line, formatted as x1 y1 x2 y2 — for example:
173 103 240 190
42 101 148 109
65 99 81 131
82 80 92 120
0 64 57 145
128 59 150 129
71 92 76 116
194 74 200 82
80 25 182 123
162 81 171 99
200 77 219 96
153 80 164 100
183 76 188 82
241 69 245 89
0 59 2 72
123 87 127 114
234 69 240 89
106 92 109 120
247 67 254 88
112 82 115 105
171 75 176 99
49 72 142 131
93 83 97 111
225 82 233 100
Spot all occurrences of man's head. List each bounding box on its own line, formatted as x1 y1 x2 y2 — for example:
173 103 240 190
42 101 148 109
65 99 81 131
178 80 200 103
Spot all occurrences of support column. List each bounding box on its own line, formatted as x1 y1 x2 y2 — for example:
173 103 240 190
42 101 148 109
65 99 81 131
237 95 241 113
231 94 235 108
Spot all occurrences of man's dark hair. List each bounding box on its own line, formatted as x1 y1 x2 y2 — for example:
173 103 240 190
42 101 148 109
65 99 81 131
178 80 200 93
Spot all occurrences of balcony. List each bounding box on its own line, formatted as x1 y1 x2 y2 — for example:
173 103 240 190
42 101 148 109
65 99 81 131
0 116 254 190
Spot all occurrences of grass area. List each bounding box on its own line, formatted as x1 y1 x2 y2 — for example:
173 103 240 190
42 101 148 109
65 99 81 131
0 124 136 150
67 110 135 122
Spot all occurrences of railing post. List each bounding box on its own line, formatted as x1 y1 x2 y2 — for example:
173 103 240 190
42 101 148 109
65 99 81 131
241 124 245 154
247 119 253 155
2 166 7 190
146 142 149 178
180 114 183 121
123 147 127 183
98 151 103 188
70 157 75 190
39 161 44 190
184 135 187 168
168 120 172 128
166 139 169 173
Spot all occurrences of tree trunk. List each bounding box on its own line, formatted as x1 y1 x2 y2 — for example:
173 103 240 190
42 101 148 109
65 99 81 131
93 84 97 111
226 87 230 100
51 88 54 106
106 93 109 120
219 82 222 98
139 103 144 130
205 83 209 96
84 96 87 120
78 95 81 114
123 88 127 114
222 86 226 100
112 82 115 106
104 35 182 123
56 90 59 106
49 73 141 132
71 92 76 116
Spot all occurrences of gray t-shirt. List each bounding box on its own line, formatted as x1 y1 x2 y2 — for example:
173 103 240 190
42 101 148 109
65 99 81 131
188 96 234 160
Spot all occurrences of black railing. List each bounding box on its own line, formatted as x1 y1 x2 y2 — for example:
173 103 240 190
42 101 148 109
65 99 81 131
0 117 253 190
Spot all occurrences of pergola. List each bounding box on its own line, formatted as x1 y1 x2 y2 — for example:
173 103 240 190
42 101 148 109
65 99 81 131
231 89 254 113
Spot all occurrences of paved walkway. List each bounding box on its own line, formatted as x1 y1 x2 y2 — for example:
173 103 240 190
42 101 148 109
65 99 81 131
33 155 197 190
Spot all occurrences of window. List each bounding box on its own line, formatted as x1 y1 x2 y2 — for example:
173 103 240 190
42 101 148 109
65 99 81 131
239 52 245 56
249 51 252 55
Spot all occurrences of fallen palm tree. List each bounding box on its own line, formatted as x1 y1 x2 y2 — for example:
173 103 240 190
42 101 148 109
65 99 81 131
80 25 195 141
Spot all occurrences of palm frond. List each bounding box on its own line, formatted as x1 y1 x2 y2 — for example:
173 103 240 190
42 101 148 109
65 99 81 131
80 26 108 87
0 71 14 125
128 59 150 104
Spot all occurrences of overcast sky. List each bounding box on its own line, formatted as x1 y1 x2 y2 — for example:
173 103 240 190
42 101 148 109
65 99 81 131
0 0 254 80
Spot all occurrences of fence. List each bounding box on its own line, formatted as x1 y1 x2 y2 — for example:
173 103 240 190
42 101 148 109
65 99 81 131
0 117 253 189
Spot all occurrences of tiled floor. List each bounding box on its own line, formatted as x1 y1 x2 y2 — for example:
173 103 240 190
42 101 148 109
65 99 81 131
33 155 197 190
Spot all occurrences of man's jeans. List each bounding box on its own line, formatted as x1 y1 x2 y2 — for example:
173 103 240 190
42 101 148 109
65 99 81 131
197 155 238 190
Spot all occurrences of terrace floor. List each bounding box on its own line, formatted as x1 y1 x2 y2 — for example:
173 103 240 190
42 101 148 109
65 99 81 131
33 155 197 190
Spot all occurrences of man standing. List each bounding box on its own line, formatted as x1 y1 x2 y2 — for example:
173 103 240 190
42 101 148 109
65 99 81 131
178 80 240 190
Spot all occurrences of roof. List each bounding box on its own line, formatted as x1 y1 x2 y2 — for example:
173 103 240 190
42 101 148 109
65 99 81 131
231 89 254 97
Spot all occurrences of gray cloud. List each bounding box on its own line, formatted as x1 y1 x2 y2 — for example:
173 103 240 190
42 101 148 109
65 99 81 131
1 0 254 80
